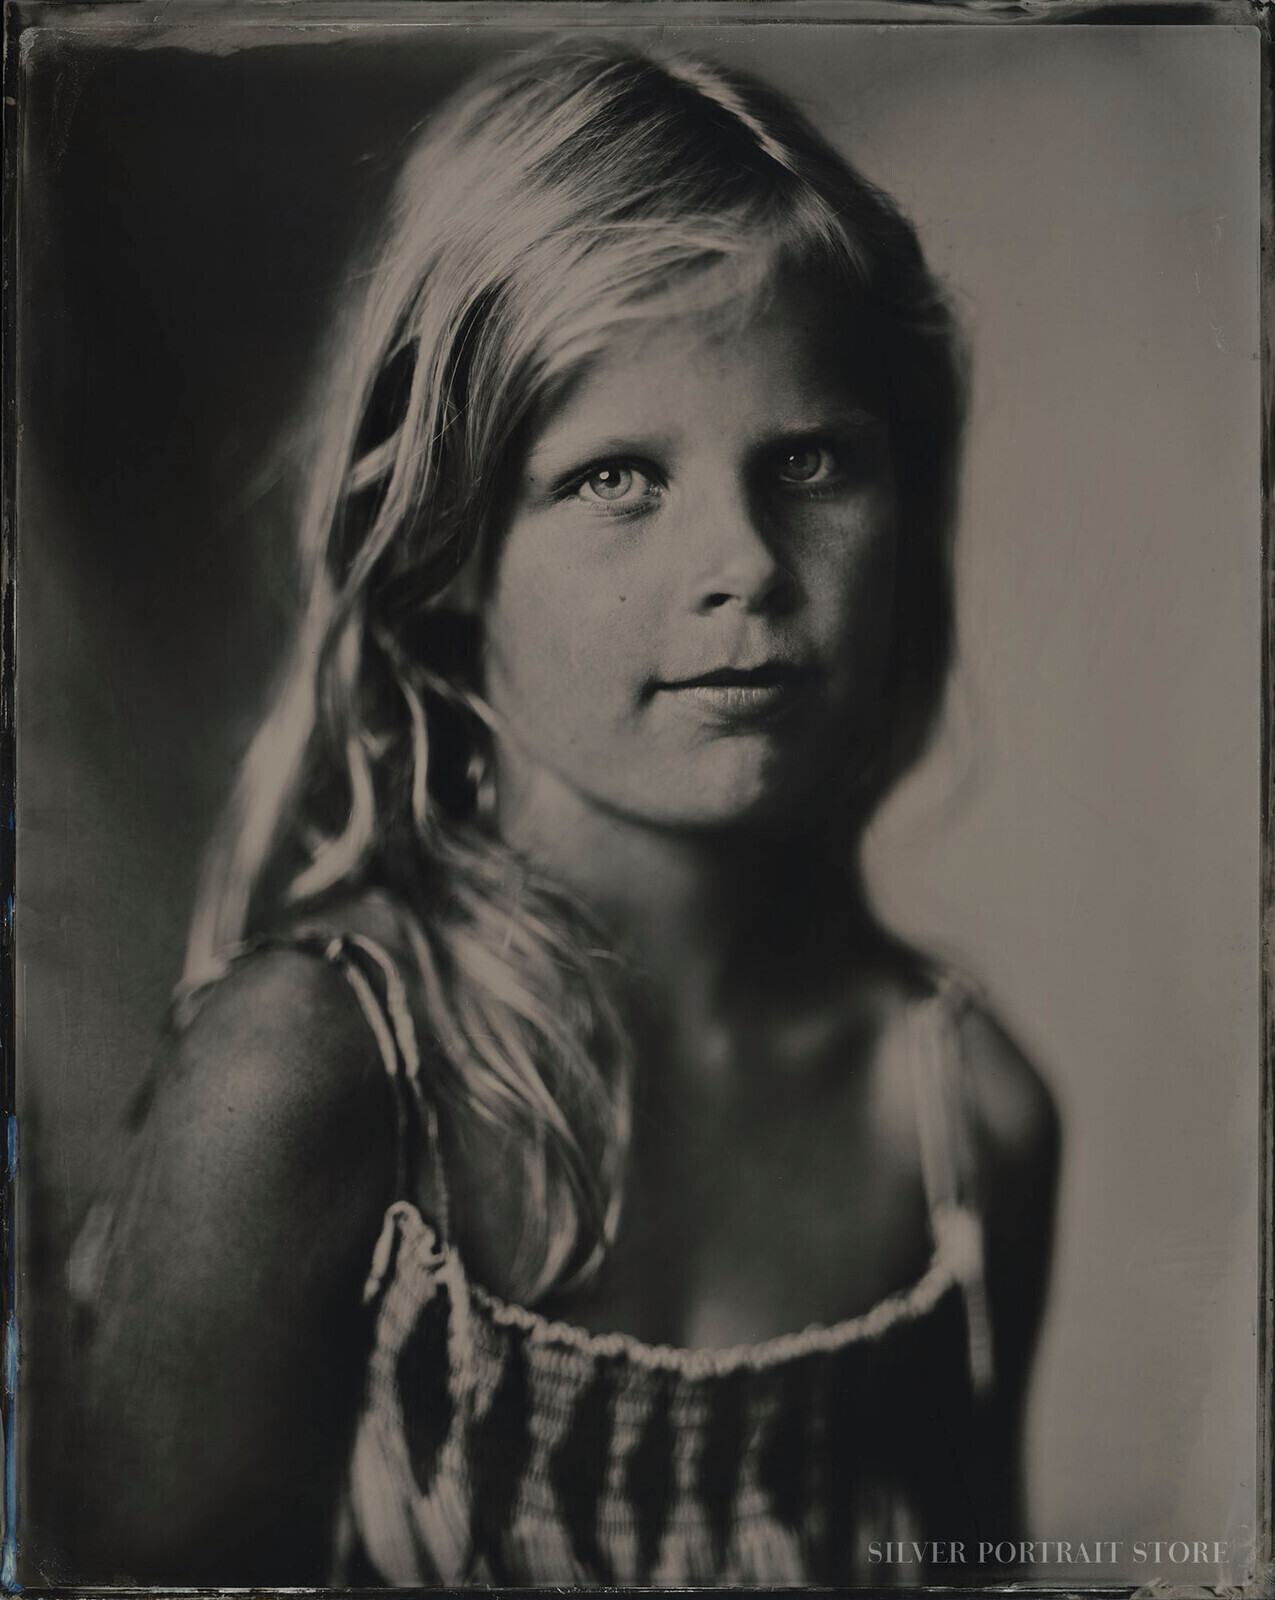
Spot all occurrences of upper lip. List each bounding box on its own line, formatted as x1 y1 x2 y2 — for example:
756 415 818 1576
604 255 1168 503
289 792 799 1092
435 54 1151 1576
659 661 815 690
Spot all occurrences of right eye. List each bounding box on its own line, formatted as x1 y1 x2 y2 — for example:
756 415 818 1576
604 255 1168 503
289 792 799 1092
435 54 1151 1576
574 464 655 507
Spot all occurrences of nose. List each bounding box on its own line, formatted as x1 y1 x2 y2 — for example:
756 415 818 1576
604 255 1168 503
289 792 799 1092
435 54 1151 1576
684 478 797 617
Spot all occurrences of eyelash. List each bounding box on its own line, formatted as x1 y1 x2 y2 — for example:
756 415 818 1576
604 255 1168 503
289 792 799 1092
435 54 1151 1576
568 462 663 513
771 448 823 491
558 436 875 516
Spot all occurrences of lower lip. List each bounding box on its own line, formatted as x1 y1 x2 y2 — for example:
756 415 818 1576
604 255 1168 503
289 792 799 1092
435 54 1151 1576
659 678 814 725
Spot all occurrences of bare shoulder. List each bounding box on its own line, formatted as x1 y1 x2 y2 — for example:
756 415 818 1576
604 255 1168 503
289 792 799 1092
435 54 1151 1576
163 885 418 1150
103 942 401 1303
953 995 1060 1393
955 997 1060 1198
168 943 395 1163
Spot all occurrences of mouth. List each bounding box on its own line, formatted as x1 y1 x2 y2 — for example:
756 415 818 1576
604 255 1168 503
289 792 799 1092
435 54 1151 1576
654 662 817 722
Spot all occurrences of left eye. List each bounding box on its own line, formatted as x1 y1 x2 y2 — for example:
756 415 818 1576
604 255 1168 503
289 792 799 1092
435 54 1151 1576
775 444 838 485
576 465 650 505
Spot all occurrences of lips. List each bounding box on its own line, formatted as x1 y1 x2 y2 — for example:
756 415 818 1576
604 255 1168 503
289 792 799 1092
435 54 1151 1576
655 662 817 723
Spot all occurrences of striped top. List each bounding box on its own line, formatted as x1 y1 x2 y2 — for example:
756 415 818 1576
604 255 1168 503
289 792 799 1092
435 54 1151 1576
317 931 1000 1588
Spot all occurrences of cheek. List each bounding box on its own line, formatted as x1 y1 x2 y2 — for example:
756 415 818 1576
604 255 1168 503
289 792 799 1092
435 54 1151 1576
804 505 897 670
483 538 656 723
858 527 897 648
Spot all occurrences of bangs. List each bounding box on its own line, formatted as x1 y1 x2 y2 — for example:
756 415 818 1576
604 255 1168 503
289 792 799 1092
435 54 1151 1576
516 187 876 403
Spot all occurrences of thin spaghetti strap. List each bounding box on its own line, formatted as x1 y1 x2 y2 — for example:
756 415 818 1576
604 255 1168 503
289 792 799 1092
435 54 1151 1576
909 983 971 1215
343 934 420 1083
320 934 414 1208
313 931 454 1249
907 970 995 1394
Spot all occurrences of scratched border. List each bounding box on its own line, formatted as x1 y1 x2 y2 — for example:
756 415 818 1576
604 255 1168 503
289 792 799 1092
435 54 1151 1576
1 1 1270 1597
2 0 18 1587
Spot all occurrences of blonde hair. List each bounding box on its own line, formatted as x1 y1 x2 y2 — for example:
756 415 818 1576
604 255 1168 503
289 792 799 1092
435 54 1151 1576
181 40 967 1301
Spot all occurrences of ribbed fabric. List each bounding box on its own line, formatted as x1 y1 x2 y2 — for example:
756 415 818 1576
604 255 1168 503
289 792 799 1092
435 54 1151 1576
322 936 999 1588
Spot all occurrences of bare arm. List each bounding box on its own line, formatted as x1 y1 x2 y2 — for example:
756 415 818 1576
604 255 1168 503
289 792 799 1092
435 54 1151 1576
74 949 398 1584
959 1003 1061 1542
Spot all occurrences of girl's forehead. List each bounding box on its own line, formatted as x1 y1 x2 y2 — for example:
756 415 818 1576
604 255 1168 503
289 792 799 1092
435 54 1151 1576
534 237 867 376
522 292 883 475
531 283 881 439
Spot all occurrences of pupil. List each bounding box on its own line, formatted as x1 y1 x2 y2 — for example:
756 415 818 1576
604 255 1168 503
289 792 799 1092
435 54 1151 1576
784 448 820 480
589 466 631 500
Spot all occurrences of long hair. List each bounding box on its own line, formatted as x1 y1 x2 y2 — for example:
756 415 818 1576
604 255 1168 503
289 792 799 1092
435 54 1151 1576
181 41 967 1302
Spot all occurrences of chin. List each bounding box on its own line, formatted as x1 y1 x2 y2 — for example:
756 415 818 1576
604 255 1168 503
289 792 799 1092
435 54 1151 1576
602 756 829 837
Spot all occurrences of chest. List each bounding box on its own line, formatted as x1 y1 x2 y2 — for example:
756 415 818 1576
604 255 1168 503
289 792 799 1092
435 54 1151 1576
538 1011 936 1347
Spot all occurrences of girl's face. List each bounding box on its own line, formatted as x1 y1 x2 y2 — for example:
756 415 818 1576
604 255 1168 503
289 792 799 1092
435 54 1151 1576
483 286 898 834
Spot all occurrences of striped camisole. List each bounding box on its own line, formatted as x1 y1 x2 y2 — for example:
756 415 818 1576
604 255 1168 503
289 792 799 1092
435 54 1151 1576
313 931 1000 1588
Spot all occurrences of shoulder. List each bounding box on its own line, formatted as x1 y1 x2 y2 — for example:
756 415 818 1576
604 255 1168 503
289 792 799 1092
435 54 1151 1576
954 997 1060 1195
173 940 394 1150
127 933 403 1273
877 955 1058 1200
950 991 1060 1386
80 939 402 1379
174 888 419 1128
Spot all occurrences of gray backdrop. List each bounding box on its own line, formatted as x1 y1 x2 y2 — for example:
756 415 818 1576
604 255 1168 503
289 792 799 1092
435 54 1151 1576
16 15 1261 1586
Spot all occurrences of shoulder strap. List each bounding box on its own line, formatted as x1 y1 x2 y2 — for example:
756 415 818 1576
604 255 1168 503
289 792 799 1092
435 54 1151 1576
907 970 995 1395
314 930 454 1249
908 971 981 1215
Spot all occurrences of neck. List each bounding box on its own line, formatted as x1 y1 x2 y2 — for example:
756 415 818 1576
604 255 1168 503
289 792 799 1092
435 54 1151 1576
493 757 882 1035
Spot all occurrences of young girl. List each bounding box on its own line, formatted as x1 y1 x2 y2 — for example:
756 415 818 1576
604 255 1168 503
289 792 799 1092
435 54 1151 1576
72 39 1058 1587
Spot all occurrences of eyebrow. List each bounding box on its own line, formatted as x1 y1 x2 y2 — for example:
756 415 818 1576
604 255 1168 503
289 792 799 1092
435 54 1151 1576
522 431 672 478
523 406 886 484
771 406 886 435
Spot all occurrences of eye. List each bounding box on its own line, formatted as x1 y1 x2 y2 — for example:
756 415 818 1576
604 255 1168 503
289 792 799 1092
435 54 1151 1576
579 465 637 502
774 443 838 486
571 462 660 509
